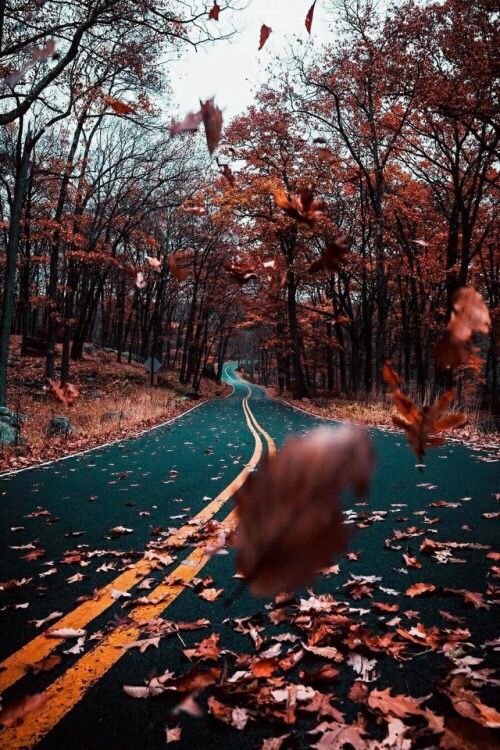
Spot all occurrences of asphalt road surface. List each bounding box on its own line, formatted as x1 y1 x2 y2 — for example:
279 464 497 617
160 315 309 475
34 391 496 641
0 364 497 749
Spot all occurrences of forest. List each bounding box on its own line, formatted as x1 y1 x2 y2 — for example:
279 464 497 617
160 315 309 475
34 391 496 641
0 0 497 418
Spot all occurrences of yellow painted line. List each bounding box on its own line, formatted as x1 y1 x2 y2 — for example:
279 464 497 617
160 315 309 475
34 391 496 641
0 389 261 696
0 518 239 749
0 380 275 749
244 398 276 457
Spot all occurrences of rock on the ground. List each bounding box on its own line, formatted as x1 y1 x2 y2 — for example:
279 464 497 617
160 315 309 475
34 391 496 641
47 416 74 437
0 421 19 446
185 391 201 400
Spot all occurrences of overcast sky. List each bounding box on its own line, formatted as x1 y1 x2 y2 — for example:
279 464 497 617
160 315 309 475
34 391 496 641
167 1 336 123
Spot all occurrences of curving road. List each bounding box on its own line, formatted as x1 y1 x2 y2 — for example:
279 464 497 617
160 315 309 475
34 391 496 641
0 364 497 749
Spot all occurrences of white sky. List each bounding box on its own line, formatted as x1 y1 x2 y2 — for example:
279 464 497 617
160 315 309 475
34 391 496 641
167 0 336 123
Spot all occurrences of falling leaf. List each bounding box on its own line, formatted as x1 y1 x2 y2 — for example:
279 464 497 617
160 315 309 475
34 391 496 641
104 96 135 115
233 425 374 596
170 110 203 136
308 235 350 274
165 726 182 743
316 147 337 164
0 693 48 728
168 254 190 282
435 287 491 370
135 271 147 289
218 160 235 186
225 260 257 285
383 362 467 459
145 255 162 272
200 98 223 155
46 379 79 406
31 39 56 62
259 24 272 50
305 1 317 33
208 2 220 20
275 185 325 225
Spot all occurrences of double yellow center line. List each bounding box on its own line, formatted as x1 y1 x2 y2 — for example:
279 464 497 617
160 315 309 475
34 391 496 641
0 381 275 748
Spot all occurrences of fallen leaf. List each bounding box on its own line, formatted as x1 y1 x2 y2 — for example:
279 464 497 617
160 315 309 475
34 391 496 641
405 582 437 597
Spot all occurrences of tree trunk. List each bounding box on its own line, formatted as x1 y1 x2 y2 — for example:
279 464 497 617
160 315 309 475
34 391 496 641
0 133 32 406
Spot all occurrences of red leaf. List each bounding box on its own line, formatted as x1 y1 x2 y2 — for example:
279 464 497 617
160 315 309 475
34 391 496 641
200 98 223 155
305 1 317 34
170 110 203 137
259 24 272 50
105 97 135 115
208 2 220 20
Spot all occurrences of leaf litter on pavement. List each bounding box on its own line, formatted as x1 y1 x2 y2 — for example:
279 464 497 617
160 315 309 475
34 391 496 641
0 401 498 749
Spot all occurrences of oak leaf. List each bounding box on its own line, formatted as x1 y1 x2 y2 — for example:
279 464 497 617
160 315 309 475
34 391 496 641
275 185 325 225
259 24 272 50
383 362 467 459
233 425 374 596
200 98 223 155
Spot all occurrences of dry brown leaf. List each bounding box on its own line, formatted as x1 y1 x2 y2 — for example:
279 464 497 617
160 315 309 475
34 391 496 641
445 676 500 728
435 287 491 370
0 693 48 728
259 24 272 50
368 688 444 734
200 98 223 155
405 582 437 597
308 235 350 274
310 720 368 749
383 362 467 459
183 633 220 661
233 425 374 596
168 254 190 282
274 185 325 225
